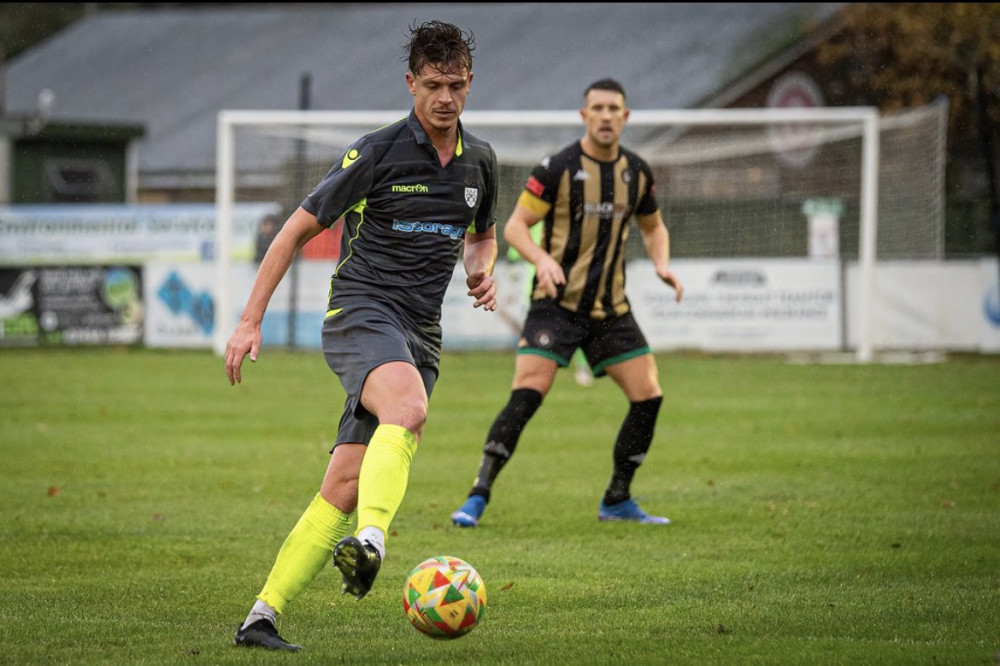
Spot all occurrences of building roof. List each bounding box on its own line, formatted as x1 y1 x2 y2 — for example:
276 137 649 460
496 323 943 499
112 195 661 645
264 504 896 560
4 3 842 188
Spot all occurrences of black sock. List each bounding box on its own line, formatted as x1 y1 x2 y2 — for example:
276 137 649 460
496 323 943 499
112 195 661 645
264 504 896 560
469 388 543 502
603 396 663 505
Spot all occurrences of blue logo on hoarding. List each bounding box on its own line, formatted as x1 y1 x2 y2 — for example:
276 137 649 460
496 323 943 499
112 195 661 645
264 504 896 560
158 271 214 334
984 283 1000 327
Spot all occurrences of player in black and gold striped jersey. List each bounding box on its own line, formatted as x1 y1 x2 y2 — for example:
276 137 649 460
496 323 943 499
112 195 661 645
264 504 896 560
452 78 684 528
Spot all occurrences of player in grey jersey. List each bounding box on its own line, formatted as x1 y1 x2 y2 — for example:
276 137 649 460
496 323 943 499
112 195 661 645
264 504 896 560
226 20 498 652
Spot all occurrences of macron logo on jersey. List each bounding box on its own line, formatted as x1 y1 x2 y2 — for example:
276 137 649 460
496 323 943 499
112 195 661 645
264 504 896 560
526 175 545 197
341 149 361 169
391 184 430 193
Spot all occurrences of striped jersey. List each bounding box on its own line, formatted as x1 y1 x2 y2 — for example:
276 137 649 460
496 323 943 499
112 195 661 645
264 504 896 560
517 141 659 320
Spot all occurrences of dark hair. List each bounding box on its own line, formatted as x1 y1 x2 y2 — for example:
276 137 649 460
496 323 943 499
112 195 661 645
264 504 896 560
404 20 475 75
584 78 627 102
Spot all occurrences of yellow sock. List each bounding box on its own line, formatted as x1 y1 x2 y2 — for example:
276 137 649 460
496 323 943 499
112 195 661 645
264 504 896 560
258 493 354 613
356 424 419 539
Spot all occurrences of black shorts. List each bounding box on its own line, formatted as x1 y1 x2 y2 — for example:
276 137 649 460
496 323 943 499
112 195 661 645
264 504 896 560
321 298 438 446
517 298 650 377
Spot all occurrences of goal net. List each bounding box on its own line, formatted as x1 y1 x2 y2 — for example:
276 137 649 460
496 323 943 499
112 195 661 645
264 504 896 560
214 102 946 361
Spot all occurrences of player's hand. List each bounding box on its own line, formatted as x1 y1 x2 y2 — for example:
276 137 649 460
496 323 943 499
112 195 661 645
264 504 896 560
224 320 262 385
658 267 684 302
534 254 566 299
466 271 497 311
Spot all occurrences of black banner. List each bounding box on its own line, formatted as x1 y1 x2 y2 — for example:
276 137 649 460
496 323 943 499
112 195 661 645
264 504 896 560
0 266 143 346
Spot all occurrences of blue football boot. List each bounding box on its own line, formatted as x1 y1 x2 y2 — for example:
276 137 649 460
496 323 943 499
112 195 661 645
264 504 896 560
598 498 670 524
451 495 487 528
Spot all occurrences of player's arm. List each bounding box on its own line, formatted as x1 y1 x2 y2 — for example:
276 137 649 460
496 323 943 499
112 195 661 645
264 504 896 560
504 199 563 299
225 207 324 384
637 210 684 302
464 226 498 311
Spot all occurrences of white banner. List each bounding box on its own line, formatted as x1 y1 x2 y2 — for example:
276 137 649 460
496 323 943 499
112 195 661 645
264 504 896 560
444 258 842 352
843 259 992 352
145 260 529 351
629 258 842 351
143 262 217 348
0 203 277 265
979 259 1000 353
143 258 1000 354
441 262 526 350
144 259 333 349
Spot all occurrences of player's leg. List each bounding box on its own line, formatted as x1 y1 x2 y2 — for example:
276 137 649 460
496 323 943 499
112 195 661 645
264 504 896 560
234 447 361 651
453 301 585 527
586 314 670 524
599 352 669 524
315 302 432 598
333 360 429 598
451 352 557 527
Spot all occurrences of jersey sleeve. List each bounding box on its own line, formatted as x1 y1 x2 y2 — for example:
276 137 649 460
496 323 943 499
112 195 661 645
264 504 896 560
300 139 375 228
635 160 659 217
473 146 499 233
517 156 559 217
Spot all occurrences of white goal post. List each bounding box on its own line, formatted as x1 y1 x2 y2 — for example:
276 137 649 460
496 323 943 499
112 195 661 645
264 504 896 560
214 107 881 361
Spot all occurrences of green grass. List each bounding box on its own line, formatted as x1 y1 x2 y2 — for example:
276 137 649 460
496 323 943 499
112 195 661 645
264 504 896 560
1 347 998 665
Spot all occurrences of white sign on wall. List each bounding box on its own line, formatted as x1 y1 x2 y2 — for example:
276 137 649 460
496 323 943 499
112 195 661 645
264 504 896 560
0 203 276 264
142 258 999 354
441 262 526 350
143 262 217 348
629 258 842 351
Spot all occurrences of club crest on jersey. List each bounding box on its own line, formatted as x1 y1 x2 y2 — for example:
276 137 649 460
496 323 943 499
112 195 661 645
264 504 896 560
465 187 478 208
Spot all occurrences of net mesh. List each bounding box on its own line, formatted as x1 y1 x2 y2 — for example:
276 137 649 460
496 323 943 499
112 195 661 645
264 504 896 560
228 101 946 262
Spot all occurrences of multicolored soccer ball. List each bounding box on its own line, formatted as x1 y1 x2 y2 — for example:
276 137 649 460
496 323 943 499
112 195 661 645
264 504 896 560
402 555 487 639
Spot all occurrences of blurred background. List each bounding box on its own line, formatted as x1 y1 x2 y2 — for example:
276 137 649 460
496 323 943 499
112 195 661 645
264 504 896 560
0 3 997 356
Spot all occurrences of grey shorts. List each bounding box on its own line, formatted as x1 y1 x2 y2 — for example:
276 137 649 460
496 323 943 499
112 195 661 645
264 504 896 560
321 298 439 446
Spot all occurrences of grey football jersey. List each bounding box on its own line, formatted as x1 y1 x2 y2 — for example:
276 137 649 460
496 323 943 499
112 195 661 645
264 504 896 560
302 109 498 329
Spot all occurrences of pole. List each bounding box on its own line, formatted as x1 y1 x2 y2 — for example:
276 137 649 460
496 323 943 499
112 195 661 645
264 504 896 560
213 113 234 356
856 111 880 363
287 72 310 349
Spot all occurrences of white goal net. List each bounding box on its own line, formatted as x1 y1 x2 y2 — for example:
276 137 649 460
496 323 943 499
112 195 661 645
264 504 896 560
214 102 946 361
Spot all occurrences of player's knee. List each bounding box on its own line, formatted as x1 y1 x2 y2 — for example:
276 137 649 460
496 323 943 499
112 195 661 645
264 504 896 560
622 370 662 402
630 395 663 421
388 396 429 433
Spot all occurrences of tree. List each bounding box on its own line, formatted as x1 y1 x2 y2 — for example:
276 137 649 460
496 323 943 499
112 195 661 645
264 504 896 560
0 4 89 61
0 4 211 60
816 3 1000 256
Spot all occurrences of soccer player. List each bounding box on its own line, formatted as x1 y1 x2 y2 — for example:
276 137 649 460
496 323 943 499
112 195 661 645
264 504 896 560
226 21 498 651
450 78 684 529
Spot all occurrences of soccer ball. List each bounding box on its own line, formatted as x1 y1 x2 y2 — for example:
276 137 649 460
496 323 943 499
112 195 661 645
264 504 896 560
402 555 487 639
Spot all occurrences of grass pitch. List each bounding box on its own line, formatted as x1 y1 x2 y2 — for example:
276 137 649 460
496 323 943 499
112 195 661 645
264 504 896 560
1 347 997 664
